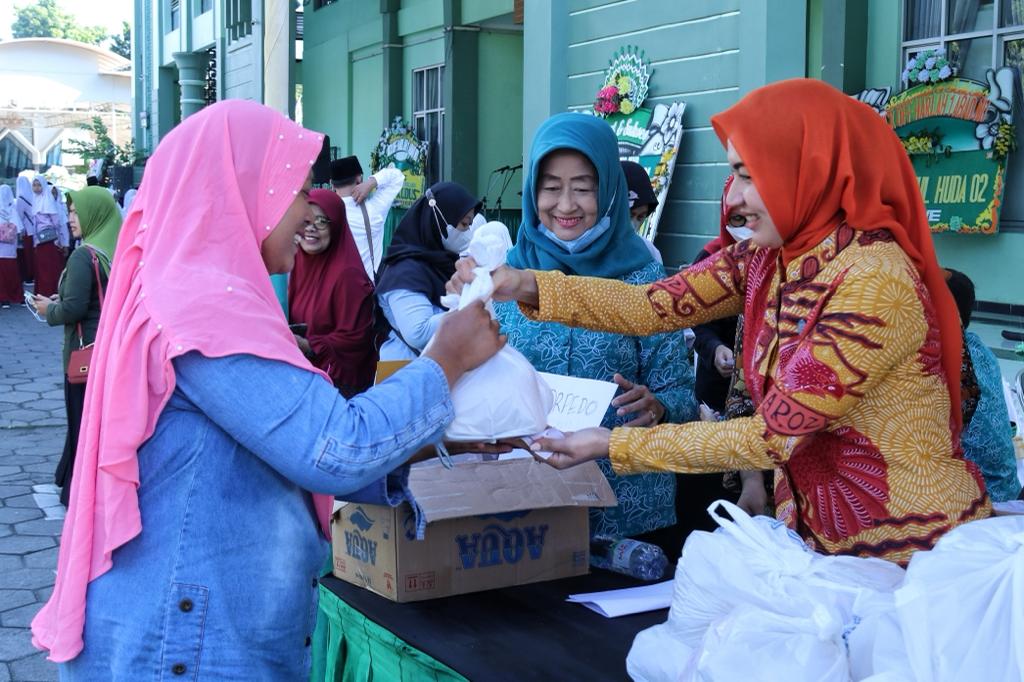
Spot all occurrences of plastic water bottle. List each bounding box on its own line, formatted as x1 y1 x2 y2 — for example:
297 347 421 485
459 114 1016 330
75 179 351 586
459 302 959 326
589 536 668 581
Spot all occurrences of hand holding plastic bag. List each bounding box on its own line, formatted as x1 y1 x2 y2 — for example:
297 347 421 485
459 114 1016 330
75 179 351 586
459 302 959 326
441 222 552 441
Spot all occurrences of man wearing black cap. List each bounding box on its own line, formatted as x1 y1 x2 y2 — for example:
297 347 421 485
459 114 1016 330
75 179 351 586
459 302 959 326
331 155 405 279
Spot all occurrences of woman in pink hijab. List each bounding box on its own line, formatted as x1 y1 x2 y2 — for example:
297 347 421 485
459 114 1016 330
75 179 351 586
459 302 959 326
30 100 504 679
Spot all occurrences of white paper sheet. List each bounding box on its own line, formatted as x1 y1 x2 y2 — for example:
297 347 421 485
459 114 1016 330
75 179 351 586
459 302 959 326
566 579 674 618
539 372 619 434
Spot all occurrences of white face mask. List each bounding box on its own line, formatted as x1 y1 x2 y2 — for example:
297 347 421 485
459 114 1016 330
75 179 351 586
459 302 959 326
726 225 754 242
441 223 475 254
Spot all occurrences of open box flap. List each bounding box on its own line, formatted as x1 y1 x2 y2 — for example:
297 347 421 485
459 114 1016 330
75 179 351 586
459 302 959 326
408 458 617 523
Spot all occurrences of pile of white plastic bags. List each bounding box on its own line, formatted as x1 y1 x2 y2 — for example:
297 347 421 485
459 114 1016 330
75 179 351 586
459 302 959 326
627 500 1024 682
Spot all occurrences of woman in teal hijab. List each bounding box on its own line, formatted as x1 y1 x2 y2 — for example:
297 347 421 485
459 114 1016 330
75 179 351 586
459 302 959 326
31 186 122 505
497 112 697 552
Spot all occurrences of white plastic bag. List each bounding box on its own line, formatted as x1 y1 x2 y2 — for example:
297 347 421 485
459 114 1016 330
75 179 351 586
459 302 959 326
440 222 552 441
670 501 904 647
895 515 1024 682
625 500 905 682
684 604 850 682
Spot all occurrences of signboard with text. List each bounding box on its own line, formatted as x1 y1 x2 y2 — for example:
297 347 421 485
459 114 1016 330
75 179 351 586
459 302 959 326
911 149 1004 234
604 101 686 242
370 117 428 209
884 65 1017 234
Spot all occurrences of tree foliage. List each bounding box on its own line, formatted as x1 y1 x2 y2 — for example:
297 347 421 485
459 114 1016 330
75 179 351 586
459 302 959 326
12 0 108 46
64 116 138 174
109 21 130 60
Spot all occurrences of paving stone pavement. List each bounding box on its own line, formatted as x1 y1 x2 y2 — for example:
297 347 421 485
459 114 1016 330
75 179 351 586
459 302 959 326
1 303 65 681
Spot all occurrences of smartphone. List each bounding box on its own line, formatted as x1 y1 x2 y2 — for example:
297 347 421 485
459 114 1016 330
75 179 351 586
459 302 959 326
289 323 308 337
24 292 45 323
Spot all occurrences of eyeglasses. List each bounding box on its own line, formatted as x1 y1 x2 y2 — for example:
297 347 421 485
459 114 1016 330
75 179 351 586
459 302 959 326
305 216 331 231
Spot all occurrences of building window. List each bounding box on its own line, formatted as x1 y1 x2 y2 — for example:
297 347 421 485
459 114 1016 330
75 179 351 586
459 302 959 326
169 0 181 31
313 0 338 9
0 135 33 181
198 0 213 15
226 0 253 41
903 0 1024 83
45 141 62 168
203 47 217 106
413 64 445 185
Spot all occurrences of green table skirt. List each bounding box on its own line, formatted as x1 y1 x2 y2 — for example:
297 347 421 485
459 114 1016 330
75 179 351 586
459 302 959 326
310 584 468 682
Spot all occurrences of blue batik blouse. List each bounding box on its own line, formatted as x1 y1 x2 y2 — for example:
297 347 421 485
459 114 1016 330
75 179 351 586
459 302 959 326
495 260 697 539
962 332 1021 502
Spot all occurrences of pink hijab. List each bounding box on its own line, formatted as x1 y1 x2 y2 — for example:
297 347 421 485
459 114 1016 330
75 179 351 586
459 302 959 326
31 100 331 662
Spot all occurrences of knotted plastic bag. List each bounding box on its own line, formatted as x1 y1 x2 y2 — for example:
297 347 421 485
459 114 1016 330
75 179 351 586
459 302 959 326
625 500 905 682
440 222 552 441
895 515 1024 682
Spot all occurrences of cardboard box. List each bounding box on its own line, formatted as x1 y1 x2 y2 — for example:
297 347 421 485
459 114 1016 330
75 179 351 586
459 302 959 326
331 456 617 602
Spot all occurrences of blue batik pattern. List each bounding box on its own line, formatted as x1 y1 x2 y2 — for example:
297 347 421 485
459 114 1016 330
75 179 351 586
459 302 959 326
962 332 1022 502
495 260 697 538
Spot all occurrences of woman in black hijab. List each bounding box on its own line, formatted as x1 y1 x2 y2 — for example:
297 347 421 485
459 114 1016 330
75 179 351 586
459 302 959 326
376 181 481 360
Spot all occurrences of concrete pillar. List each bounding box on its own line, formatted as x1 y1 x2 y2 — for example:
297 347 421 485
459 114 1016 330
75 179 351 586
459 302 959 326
263 0 291 115
172 51 207 119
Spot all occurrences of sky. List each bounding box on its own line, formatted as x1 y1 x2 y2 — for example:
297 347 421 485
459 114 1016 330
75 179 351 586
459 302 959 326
0 0 133 41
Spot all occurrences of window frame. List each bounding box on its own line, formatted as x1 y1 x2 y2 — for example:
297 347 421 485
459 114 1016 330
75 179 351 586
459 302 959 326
901 0 1024 78
168 0 181 31
412 63 446 185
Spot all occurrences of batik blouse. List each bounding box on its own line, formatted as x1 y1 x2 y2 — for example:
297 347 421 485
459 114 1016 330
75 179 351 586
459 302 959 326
523 225 990 564
962 331 1021 502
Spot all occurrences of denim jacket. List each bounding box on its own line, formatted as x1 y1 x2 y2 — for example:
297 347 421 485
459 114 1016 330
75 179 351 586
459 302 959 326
62 352 452 681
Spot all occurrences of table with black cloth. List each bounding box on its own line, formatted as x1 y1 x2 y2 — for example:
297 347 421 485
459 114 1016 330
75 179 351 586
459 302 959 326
312 569 669 681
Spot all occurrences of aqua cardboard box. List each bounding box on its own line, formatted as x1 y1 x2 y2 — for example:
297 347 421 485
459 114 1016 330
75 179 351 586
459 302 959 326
330 456 617 602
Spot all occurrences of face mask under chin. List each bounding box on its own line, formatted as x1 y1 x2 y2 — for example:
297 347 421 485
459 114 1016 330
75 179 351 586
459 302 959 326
726 225 754 242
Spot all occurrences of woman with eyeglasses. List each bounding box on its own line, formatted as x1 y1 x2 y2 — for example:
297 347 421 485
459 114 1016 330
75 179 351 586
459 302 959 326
375 182 482 361
288 189 377 398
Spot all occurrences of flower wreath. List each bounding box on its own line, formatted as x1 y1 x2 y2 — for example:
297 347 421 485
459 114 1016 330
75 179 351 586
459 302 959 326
593 46 651 117
902 49 953 86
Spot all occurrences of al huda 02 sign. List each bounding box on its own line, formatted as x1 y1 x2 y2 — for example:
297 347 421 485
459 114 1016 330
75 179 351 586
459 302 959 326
884 58 1017 234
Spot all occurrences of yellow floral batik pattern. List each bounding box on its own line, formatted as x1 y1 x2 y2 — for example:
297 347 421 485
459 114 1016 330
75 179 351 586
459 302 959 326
523 226 989 564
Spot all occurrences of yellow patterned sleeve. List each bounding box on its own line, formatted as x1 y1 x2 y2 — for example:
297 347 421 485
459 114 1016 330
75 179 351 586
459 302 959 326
609 252 929 475
518 245 747 336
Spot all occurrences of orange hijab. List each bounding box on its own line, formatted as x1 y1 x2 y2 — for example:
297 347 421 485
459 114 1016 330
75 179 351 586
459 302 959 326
710 78 963 432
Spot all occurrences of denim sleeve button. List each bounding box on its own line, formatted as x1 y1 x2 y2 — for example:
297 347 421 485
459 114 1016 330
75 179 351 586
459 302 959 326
172 663 187 675
178 598 193 612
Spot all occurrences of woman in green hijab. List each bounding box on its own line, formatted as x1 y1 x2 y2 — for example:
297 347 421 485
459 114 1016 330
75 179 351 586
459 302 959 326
31 186 121 505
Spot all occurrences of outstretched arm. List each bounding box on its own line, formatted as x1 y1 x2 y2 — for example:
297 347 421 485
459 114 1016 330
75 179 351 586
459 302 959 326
520 245 748 336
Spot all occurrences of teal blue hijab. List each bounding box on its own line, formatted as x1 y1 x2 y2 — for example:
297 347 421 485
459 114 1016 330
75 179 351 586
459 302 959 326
507 112 654 278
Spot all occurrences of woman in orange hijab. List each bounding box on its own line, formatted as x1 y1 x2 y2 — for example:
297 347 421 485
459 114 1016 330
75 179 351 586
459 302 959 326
453 79 990 564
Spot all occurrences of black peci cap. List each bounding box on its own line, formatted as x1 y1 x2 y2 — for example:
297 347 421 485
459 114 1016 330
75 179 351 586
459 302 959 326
330 155 364 184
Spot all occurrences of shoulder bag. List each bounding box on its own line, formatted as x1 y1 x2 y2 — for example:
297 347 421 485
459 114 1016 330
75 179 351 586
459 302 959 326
67 248 106 385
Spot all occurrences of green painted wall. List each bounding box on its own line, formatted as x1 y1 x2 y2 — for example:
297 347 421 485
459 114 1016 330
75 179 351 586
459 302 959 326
865 0 900 90
476 30 523 208
351 54 385 165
